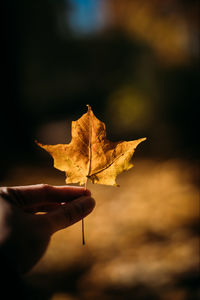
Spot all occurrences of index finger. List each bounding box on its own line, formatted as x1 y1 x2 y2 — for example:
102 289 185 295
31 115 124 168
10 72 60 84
0 184 91 207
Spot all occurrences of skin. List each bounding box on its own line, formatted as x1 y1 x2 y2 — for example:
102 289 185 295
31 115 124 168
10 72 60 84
0 184 95 274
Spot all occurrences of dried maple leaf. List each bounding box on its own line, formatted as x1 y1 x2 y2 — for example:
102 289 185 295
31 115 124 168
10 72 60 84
36 105 146 186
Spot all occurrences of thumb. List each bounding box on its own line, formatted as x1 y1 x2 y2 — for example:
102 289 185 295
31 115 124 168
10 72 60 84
44 195 95 233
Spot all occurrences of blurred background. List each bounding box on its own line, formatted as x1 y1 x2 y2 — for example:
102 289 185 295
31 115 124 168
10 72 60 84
2 0 199 299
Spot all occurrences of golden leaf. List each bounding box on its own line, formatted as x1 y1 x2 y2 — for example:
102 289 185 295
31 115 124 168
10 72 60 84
36 105 146 186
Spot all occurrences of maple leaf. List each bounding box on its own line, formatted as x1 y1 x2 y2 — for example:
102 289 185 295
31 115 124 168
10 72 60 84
36 105 146 186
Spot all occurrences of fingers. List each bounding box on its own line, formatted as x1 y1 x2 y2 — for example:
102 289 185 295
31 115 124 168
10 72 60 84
0 184 91 208
41 195 95 233
24 202 62 213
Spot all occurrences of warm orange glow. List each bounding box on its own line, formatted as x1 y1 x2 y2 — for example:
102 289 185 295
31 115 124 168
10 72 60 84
1 159 198 299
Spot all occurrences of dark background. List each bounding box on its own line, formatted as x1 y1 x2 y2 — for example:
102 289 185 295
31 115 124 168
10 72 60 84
2 0 199 178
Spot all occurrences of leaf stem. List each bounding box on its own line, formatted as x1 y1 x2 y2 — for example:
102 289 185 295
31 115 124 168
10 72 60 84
82 218 85 245
87 105 92 177
82 106 92 246
82 179 88 245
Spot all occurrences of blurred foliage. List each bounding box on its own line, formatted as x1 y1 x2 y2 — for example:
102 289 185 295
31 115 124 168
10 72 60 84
106 0 199 66
2 0 199 176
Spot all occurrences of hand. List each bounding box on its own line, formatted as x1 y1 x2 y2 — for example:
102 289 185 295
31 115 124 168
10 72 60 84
0 184 95 274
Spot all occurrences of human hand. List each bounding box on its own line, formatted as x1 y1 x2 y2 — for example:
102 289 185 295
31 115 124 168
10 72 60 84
0 184 95 274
